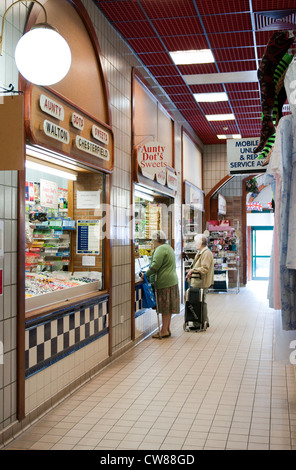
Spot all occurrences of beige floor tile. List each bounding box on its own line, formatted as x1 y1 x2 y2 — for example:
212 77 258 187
3 281 295 451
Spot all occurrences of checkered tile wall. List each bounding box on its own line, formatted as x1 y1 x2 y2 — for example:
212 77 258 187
25 295 109 378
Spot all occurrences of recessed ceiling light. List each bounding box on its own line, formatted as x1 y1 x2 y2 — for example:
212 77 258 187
206 114 235 121
194 92 228 102
169 49 215 65
217 134 241 139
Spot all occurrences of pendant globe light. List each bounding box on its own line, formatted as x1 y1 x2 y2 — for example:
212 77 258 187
0 0 71 86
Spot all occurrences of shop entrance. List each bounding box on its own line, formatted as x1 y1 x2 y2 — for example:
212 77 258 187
251 226 273 280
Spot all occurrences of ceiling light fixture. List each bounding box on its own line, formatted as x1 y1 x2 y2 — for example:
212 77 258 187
206 114 235 121
217 134 241 139
194 92 228 103
0 0 71 86
26 160 77 181
169 49 215 65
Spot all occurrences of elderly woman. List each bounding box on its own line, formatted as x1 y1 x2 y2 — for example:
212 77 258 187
186 234 214 329
140 230 180 338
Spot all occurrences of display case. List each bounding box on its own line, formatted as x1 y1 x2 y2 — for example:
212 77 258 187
182 182 204 290
25 157 106 314
207 220 240 293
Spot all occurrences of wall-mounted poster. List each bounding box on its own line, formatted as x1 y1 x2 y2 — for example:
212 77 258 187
77 220 100 254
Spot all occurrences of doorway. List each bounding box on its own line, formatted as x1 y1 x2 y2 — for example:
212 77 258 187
251 226 273 280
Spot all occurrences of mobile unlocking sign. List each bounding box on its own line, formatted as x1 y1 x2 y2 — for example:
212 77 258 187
227 137 266 175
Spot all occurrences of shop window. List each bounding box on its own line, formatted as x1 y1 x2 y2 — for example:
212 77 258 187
134 184 172 275
25 155 106 312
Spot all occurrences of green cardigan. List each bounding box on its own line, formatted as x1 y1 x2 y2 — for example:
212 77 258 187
145 243 178 289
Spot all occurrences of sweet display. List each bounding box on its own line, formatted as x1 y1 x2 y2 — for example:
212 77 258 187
25 272 102 298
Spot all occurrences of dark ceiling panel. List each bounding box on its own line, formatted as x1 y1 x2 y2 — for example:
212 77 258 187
94 0 295 145
197 0 251 15
202 13 253 33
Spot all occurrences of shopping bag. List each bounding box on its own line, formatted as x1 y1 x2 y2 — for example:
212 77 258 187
142 273 156 309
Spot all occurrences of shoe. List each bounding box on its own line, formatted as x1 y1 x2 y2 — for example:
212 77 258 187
152 331 170 339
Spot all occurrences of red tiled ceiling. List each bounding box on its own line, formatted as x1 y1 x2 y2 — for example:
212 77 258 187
209 31 254 49
161 35 209 51
228 91 260 101
161 85 190 96
202 13 253 33
197 0 250 15
210 121 239 133
213 47 256 62
146 65 180 77
190 84 225 93
114 20 156 38
151 17 204 36
218 60 257 72
252 0 296 11
177 63 217 75
96 1 146 21
141 0 198 18
93 0 294 145
198 102 233 114
155 76 186 87
135 52 172 66
127 37 166 53
225 83 260 92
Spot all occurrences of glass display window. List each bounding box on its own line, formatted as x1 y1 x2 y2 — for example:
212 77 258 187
134 184 173 280
25 153 106 312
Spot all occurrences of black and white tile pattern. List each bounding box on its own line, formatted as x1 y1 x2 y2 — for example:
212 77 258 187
25 295 109 378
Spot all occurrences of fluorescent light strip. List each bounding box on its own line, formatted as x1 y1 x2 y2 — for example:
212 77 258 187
26 145 79 171
26 160 77 181
206 114 235 121
217 134 241 139
169 49 214 65
135 190 154 202
194 92 228 102
183 71 258 85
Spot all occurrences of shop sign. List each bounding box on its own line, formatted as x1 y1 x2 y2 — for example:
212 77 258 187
156 169 166 185
75 136 110 161
71 112 84 130
43 120 70 144
189 186 204 211
137 141 170 180
227 138 265 175
91 125 109 145
218 194 226 215
40 94 64 120
167 169 178 190
40 179 58 209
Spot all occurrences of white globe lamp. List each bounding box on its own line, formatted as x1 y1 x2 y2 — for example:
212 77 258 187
0 1 72 86
15 24 72 86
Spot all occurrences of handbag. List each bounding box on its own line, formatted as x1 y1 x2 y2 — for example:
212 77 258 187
142 273 156 309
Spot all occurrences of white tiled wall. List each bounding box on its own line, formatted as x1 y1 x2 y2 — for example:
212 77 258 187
203 144 228 196
0 171 18 432
0 1 28 436
0 0 201 441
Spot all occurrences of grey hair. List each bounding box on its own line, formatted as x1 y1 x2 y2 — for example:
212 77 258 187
151 230 167 243
194 234 207 246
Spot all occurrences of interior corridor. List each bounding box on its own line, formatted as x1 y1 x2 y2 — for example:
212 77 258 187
3 282 296 451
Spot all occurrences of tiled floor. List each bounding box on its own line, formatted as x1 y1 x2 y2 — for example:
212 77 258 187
4 282 296 450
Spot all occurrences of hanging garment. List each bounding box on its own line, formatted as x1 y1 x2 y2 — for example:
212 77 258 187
265 118 284 310
284 58 296 270
254 31 294 154
274 114 296 330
